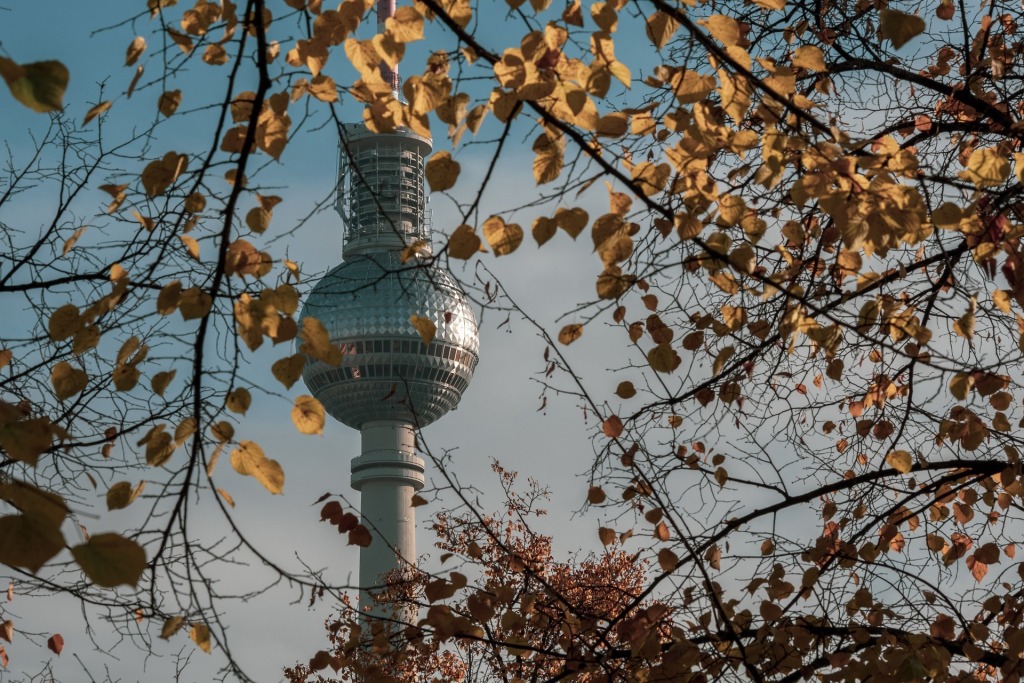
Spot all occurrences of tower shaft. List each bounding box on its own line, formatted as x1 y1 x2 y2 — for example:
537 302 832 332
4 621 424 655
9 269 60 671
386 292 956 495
351 420 423 622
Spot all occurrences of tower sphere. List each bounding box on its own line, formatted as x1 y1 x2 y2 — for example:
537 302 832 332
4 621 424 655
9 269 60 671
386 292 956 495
300 251 478 429
299 123 478 430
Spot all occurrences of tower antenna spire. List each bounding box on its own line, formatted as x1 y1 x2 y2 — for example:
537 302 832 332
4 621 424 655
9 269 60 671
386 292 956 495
377 0 400 94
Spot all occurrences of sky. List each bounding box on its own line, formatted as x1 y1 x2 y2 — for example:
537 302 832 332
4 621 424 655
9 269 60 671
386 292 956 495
0 2 645 681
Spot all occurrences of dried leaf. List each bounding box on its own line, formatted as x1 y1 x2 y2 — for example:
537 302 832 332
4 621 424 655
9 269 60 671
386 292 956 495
409 315 437 345
291 395 325 435
71 533 146 587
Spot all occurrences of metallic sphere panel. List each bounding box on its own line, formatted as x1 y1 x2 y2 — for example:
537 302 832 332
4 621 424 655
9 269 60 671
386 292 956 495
300 251 478 429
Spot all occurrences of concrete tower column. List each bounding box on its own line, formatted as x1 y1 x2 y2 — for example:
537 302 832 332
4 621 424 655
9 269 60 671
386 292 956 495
350 420 424 622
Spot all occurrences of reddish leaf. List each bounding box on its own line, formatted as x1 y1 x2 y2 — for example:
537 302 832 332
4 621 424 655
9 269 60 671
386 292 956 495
47 633 63 656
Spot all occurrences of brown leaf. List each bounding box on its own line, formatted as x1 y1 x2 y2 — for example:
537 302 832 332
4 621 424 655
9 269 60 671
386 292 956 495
71 533 146 587
482 215 523 257
160 616 185 640
558 324 583 345
0 58 69 113
50 362 87 401
878 9 925 50
602 415 624 438
647 343 680 373
348 524 372 547
125 36 147 66
657 548 678 572
230 441 284 495
47 633 63 656
225 388 251 415
0 514 64 572
425 151 460 192
82 101 111 125
151 370 176 397
190 623 211 653
448 225 482 259
292 395 325 435
271 354 305 389
158 89 182 117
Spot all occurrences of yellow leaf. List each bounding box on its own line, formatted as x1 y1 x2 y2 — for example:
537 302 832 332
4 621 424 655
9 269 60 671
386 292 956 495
482 215 523 256
82 101 111 125
62 226 86 256
425 151 460 192
878 9 925 50
792 45 826 71
0 58 69 113
886 450 913 474
230 441 284 495
125 36 147 66
180 235 200 261
299 317 342 366
291 395 325 435
50 362 87 401
532 133 563 185
386 6 424 43
190 623 211 654
558 324 583 345
752 0 785 9
225 388 251 415
702 15 740 46
646 11 680 49
216 488 235 507
301 74 336 102
409 315 437 345
71 533 146 587
963 147 1010 188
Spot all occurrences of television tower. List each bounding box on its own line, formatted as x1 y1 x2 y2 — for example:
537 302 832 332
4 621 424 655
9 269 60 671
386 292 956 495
298 0 479 622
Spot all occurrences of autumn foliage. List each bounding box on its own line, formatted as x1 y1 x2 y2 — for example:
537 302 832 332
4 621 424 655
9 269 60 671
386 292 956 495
4 0 1024 680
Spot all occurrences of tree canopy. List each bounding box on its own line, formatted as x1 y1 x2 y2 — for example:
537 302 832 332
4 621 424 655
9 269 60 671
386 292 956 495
4 0 1024 681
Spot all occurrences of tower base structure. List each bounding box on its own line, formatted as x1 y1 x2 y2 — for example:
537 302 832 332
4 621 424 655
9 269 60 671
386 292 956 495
351 420 424 623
